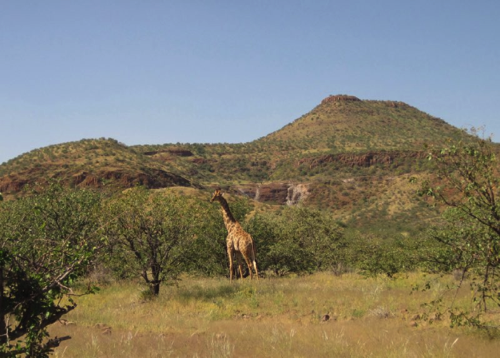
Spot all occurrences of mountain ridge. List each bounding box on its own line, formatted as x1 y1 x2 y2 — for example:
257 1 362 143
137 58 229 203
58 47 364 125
258 94 459 154
0 94 473 232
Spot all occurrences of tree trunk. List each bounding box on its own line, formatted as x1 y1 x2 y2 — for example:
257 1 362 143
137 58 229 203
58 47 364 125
0 266 7 345
150 281 160 296
150 264 161 296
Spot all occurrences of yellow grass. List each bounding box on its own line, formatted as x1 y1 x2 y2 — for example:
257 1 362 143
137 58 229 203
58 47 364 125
51 272 500 357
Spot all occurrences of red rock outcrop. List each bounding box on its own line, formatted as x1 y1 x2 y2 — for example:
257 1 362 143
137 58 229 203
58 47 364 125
321 95 361 104
0 175 29 193
0 168 191 194
297 151 426 169
72 169 191 189
232 182 309 205
191 158 208 164
143 149 194 157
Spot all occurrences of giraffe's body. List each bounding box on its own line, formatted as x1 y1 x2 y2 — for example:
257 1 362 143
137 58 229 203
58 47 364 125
211 189 259 281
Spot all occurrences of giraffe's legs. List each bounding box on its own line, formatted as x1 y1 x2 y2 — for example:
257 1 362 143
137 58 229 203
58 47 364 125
238 263 244 279
227 248 234 282
236 254 244 279
241 252 254 280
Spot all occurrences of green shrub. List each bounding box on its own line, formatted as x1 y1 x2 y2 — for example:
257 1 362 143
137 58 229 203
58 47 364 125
346 232 425 277
0 183 103 356
418 130 500 328
247 206 346 275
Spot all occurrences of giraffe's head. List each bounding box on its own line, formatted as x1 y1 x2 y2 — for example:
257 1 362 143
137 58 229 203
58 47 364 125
211 188 223 203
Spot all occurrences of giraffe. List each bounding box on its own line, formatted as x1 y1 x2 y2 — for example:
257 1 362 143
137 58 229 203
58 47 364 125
211 189 259 281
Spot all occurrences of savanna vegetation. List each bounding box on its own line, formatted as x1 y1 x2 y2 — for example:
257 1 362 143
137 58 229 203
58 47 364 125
46 272 500 358
0 97 466 206
1 116 499 355
0 185 104 356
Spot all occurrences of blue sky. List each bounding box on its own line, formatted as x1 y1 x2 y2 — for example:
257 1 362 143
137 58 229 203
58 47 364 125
1 1 499 164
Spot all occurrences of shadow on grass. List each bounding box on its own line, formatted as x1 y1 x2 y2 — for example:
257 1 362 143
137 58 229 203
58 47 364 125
177 284 239 302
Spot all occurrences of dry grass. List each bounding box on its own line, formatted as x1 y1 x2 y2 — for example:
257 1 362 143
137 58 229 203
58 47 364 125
50 272 500 357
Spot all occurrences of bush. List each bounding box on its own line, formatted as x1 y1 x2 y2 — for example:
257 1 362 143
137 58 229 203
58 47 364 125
346 232 425 277
419 129 500 328
247 206 346 275
104 188 208 295
0 183 103 356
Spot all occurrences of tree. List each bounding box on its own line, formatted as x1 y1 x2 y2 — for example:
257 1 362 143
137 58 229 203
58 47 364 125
421 130 500 327
105 188 200 296
247 206 345 275
0 183 103 356
346 232 424 278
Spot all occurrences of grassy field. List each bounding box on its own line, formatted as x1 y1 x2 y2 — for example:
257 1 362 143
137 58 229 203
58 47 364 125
50 272 500 357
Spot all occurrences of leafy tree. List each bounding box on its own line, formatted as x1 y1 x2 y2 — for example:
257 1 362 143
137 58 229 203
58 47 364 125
105 188 206 295
181 203 227 276
248 206 345 275
420 130 500 327
346 232 425 277
0 183 103 356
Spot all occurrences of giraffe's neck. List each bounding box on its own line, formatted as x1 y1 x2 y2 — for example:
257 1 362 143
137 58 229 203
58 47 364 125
218 196 237 231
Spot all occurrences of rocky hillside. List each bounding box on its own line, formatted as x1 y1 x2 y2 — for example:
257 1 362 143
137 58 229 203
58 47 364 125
0 95 472 233
129 94 464 187
260 94 461 152
0 138 191 194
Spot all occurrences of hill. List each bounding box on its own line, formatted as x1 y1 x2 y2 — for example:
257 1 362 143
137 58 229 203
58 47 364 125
0 95 471 233
260 94 459 152
0 138 191 194
131 95 463 184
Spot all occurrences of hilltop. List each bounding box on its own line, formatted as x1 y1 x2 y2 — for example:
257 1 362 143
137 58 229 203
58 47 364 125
0 95 470 233
0 138 191 193
133 95 464 183
260 94 459 152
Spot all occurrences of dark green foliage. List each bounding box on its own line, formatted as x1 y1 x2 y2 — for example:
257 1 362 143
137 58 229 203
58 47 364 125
346 232 426 277
181 203 228 277
0 183 103 356
247 206 345 275
104 188 205 295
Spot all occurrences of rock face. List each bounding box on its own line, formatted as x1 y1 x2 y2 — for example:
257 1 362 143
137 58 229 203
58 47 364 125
0 175 29 193
286 183 309 206
0 168 191 194
234 182 309 205
144 149 194 157
234 183 288 204
321 95 361 104
72 169 192 189
298 151 426 169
